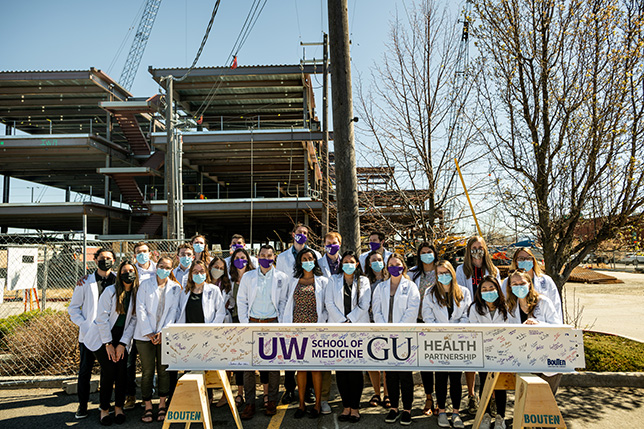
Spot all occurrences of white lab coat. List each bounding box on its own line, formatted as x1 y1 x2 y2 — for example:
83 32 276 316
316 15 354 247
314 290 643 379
325 274 371 323
275 246 322 278
177 283 227 323
530 274 563 324
468 302 521 324
508 294 560 325
372 277 421 324
68 273 110 343
318 254 340 278
422 285 472 324
134 277 182 341
283 276 329 323
455 264 502 299
359 248 393 271
83 285 137 352
236 268 290 323
136 260 157 284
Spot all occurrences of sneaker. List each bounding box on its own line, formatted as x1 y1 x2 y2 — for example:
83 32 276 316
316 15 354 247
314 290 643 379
494 417 506 429
437 412 450 428
480 413 492 429
467 394 479 414
281 390 296 405
305 387 316 404
400 411 412 426
320 401 332 415
385 409 400 423
75 405 88 419
452 413 465 429
123 396 137 410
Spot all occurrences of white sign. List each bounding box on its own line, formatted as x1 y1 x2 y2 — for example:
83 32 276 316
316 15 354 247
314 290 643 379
162 323 585 373
6 247 39 291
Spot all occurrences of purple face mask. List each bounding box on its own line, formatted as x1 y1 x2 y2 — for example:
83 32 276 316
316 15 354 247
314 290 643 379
233 258 248 269
369 241 382 251
387 265 404 277
231 243 244 251
325 244 340 255
294 233 308 245
258 258 273 269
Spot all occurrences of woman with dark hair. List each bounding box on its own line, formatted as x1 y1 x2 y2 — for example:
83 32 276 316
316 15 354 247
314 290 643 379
283 248 329 418
177 260 226 324
325 251 371 422
83 260 139 425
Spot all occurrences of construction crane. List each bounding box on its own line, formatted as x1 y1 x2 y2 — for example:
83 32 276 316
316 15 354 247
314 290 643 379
119 0 163 92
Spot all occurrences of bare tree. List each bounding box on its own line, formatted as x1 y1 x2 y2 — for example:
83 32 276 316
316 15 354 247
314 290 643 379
474 0 644 292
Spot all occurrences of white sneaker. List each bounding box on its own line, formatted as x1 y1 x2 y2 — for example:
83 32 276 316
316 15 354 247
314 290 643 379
437 413 450 428
494 416 506 429
320 401 331 415
480 413 492 429
452 413 465 429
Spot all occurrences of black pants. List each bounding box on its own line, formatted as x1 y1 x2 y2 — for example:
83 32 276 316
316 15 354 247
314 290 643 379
386 371 414 411
479 372 506 417
435 372 462 410
284 370 312 393
77 342 96 407
235 371 244 386
336 371 363 409
126 342 138 396
94 345 129 411
421 371 434 395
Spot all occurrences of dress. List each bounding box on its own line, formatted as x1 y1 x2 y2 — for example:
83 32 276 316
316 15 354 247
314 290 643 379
292 281 317 323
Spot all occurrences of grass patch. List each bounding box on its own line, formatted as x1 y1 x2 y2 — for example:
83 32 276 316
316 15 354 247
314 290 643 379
0 309 58 343
583 331 644 372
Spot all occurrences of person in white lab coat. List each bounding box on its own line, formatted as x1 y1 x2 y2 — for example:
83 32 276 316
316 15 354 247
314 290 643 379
68 248 116 420
504 248 563 324
318 231 342 278
468 275 518 429
208 255 233 323
172 243 195 289
177 260 226 324
134 256 182 422
358 231 393 271
455 236 500 412
422 260 471 429
224 234 258 269
276 223 321 277
190 233 212 265
283 248 329 419
83 260 138 426
372 253 420 426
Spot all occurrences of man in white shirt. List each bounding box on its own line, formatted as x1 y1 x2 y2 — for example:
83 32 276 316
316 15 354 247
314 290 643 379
172 244 195 289
275 223 321 277
359 230 393 271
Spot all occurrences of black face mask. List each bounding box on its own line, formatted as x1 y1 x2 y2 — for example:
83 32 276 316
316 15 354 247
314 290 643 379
97 259 114 271
122 271 137 284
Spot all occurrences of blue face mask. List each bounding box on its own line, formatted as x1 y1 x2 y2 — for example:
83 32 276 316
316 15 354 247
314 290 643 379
193 243 205 253
342 263 356 275
180 256 194 268
192 273 207 284
437 273 452 285
302 261 315 272
371 261 385 272
136 252 150 265
156 268 171 280
481 290 499 303
512 284 530 299
420 253 435 265
517 260 534 272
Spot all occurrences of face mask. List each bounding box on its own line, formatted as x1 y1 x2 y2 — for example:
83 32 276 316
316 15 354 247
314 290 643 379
156 268 171 279
325 244 340 255
180 256 194 268
233 258 249 269
294 233 308 245
482 290 499 303
369 242 381 251
512 284 530 299
122 271 137 284
371 261 384 272
342 263 356 275
193 243 205 253
302 261 315 272
210 268 224 280
388 266 404 277
136 252 150 265
231 243 244 251
258 258 273 269
471 249 485 259
97 259 113 271
437 273 452 285
420 253 435 264
192 273 207 284
517 260 534 271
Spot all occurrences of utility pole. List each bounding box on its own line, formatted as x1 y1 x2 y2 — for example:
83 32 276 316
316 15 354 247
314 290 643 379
328 0 360 253
322 33 330 236
165 77 177 239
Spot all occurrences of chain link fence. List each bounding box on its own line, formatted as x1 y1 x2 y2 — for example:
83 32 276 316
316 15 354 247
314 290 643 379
0 234 193 379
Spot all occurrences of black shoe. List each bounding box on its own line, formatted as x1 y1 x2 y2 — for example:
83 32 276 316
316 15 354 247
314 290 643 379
385 409 400 423
100 414 113 426
114 413 126 425
294 408 306 419
282 390 296 405
400 411 412 426
75 405 88 419
338 413 351 422
349 414 361 423
305 387 316 404
308 408 320 419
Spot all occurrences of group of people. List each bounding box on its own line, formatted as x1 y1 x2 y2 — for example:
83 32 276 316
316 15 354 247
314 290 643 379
68 225 563 429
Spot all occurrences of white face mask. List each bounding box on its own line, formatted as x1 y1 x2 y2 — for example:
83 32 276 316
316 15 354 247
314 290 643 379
210 268 225 280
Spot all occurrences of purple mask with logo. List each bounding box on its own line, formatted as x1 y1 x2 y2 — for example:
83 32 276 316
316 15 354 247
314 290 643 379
233 258 248 269
231 243 244 251
325 244 340 255
258 258 273 269
369 242 382 251
294 233 308 245
387 266 404 277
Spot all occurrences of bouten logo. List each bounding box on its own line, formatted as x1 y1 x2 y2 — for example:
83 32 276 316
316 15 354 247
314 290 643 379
547 358 566 368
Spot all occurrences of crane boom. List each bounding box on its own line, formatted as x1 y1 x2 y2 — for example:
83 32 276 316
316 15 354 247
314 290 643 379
119 0 163 92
